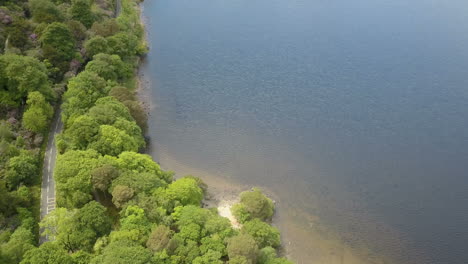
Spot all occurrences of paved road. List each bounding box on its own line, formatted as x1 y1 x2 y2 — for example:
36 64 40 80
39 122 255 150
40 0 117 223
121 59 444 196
39 110 63 244
115 0 121 17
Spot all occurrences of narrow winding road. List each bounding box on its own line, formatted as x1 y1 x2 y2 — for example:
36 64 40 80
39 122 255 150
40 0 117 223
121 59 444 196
38 0 122 243
39 110 62 243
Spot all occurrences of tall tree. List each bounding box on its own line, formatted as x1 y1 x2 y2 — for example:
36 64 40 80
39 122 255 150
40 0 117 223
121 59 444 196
85 53 130 81
22 91 53 133
20 242 74 264
29 0 64 23
4 150 38 190
69 0 95 28
227 234 259 264
40 22 76 72
62 71 107 124
0 54 52 106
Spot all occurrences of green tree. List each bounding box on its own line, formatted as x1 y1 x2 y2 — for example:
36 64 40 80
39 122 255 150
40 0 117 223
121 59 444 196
66 115 99 149
0 121 14 141
146 225 173 252
85 53 130 81
111 185 134 208
22 92 53 133
115 205 152 243
75 201 112 237
54 149 108 208
4 18 31 50
84 36 109 58
113 151 174 184
69 0 95 28
227 234 259 264
90 18 120 37
164 177 204 207
200 236 226 257
40 22 76 72
88 96 134 125
20 242 74 264
0 226 35 263
29 0 64 23
4 150 38 190
109 86 135 102
62 71 107 124
111 171 165 195
106 32 138 59
90 239 152 264
0 54 52 106
258 247 293 264
40 202 111 252
123 100 147 131
91 164 119 193
89 125 142 156
232 188 274 223
193 250 223 264
67 20 87 42
241 219 280 248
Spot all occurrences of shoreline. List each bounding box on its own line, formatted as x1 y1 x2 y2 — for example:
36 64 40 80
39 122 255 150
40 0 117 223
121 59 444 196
135 2 401 264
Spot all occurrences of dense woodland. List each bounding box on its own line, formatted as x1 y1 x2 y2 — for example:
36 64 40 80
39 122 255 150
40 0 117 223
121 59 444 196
0 0 293 263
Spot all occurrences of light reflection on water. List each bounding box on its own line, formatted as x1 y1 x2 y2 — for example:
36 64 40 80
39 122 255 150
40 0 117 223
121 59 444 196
141 0 468 263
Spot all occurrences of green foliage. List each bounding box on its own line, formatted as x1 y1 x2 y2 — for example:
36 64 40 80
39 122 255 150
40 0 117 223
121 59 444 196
67 20 87 41
23 91 53 133
199 236 226 257
84 36 109 58
233 188 275 223
66 115 99 149
89 124 142 156
0 54 52 106
63 98 146 155
69 0 95 28
106 32 138 59
20 242 74 264
0 226 35 263
111 185 134 208
116 205 152 243
54 149 107 208
91 164 119 192
40 22 76 72
164 177 204 207
122 100 147 131
146 225 173 252
115 152 170 181
29 0 64 23
85 53 130 81
90 239 152 264
173 239 201 264
111 171 165 195
4 150 38 190
242 219 280 248
90 18 120 37
0 121 15 142
109 86 135 102
88 96 134 125
258 247 294 264
62 71 107 124
4 18 32 50
40 202 111 252
193 249 223 264
227 234 259 264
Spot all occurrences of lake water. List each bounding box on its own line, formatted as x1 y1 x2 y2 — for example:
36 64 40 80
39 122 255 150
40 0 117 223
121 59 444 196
140 0 468 263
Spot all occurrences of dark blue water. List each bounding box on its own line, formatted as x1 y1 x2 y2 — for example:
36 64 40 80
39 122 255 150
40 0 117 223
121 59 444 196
141 0 468 263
